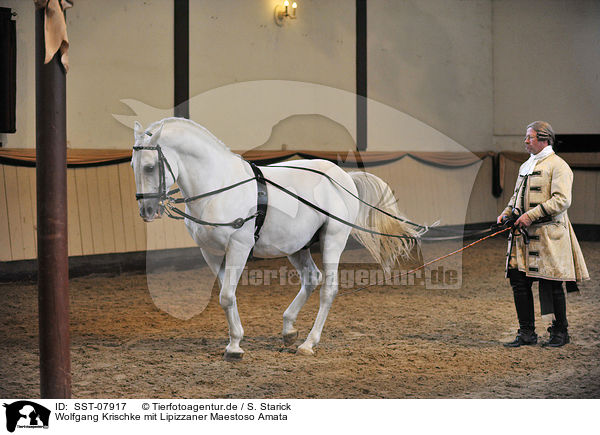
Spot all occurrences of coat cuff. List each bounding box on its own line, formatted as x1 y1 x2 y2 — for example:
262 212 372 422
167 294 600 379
526 205 544 221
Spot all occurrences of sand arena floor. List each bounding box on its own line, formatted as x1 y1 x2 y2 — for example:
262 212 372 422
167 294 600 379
1 238 599 398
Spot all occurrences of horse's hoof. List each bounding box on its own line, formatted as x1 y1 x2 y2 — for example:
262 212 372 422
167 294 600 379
283 330 298 346
296 345 315 356
224 351 244 361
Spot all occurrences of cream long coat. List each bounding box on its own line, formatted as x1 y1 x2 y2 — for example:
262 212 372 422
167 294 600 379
501 153 589 282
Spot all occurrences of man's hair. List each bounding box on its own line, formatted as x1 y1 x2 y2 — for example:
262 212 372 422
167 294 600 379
527 120 555 146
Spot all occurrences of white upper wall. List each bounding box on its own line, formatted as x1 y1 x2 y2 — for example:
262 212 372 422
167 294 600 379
0 0 173 150
66 0 173 149
493 0 600 150
2 0 598 153
368 0 493 152
188 0 356 151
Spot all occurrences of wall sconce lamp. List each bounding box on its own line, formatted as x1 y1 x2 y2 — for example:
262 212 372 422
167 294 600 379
274 0 297 26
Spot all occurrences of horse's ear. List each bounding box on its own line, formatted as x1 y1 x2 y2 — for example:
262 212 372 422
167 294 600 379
134 121 144 141
149 123 163 146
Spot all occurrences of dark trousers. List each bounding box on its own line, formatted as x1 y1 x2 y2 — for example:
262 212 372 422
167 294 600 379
508 269 568 332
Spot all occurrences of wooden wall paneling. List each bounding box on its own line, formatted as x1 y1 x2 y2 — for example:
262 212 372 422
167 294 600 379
397 164 420 223
415 161 439 224
3 166 25 260
406 159 441 224
74 168 95 255
16 167 36 259
118 163 146 252
106 165 126 252
440 167 466 226
2 157 597 264
161 211 178 250
180 223 196 247
85 167 107 254
153 213 170 250
145 220 163 251
0 166 13 261
66 169 83 256
159 219 170 249
95 167 116 253
117 163 137 252
369 161 425 225
131 167 148 252
372 159 486 227
466 158 493 223
388 164 415 219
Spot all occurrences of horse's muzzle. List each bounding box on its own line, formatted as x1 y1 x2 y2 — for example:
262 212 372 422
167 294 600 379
139 200 163 222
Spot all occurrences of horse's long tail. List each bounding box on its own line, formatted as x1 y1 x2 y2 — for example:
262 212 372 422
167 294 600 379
348 171 425 275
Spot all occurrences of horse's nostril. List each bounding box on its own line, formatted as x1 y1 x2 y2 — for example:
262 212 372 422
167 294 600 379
142 205 155 216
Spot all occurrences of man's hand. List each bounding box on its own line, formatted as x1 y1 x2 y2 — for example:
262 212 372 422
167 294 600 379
515 213 532 228
496 215 505 224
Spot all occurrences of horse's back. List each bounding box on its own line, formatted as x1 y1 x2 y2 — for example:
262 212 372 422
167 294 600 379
265 159 357 194
263 159 358 212
250 159 359 257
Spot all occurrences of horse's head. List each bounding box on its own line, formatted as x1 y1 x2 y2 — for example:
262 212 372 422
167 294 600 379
131 121 176 222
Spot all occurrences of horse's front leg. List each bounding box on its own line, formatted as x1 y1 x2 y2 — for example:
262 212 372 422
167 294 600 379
220 240 252 361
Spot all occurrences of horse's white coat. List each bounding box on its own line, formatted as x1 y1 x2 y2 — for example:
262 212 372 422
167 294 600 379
132 118 419 358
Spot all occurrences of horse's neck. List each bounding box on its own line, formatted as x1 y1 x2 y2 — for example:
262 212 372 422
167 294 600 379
171 136 247 199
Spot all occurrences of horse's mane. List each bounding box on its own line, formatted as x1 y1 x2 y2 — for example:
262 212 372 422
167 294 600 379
146 117 232 154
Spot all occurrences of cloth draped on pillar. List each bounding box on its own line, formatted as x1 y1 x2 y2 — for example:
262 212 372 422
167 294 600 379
34 0 72 71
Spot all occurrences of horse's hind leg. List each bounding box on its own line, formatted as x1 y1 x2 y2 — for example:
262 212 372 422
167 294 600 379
297 231 347 356
282 249 322 346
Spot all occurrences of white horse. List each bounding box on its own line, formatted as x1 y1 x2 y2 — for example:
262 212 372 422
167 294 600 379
131 117 421 359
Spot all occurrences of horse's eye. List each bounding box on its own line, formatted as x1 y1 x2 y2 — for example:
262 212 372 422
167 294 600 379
144 165 155 173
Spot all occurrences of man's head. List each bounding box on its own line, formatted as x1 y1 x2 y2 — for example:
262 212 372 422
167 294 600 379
524 121 555 155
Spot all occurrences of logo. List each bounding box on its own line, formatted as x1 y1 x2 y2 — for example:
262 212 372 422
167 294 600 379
3 401 50 433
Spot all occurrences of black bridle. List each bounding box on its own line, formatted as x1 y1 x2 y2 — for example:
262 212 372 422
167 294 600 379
133 142 179 203
132 132 258 229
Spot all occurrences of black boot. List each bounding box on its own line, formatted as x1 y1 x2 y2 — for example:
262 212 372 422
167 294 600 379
505 270 537 347
504 328 538 347
541 281 570 347
542 321 570 347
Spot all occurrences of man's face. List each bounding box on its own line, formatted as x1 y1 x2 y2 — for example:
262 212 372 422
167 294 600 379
524 127 548 155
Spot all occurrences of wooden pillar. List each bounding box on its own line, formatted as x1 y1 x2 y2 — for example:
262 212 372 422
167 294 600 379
356 0 367 151
35 6 71 399
174 0 189 118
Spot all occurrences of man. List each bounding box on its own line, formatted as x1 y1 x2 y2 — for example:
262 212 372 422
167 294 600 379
497 121 589 348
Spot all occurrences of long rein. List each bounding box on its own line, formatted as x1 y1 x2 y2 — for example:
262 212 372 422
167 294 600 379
133 138 514 293
133 138 420 240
